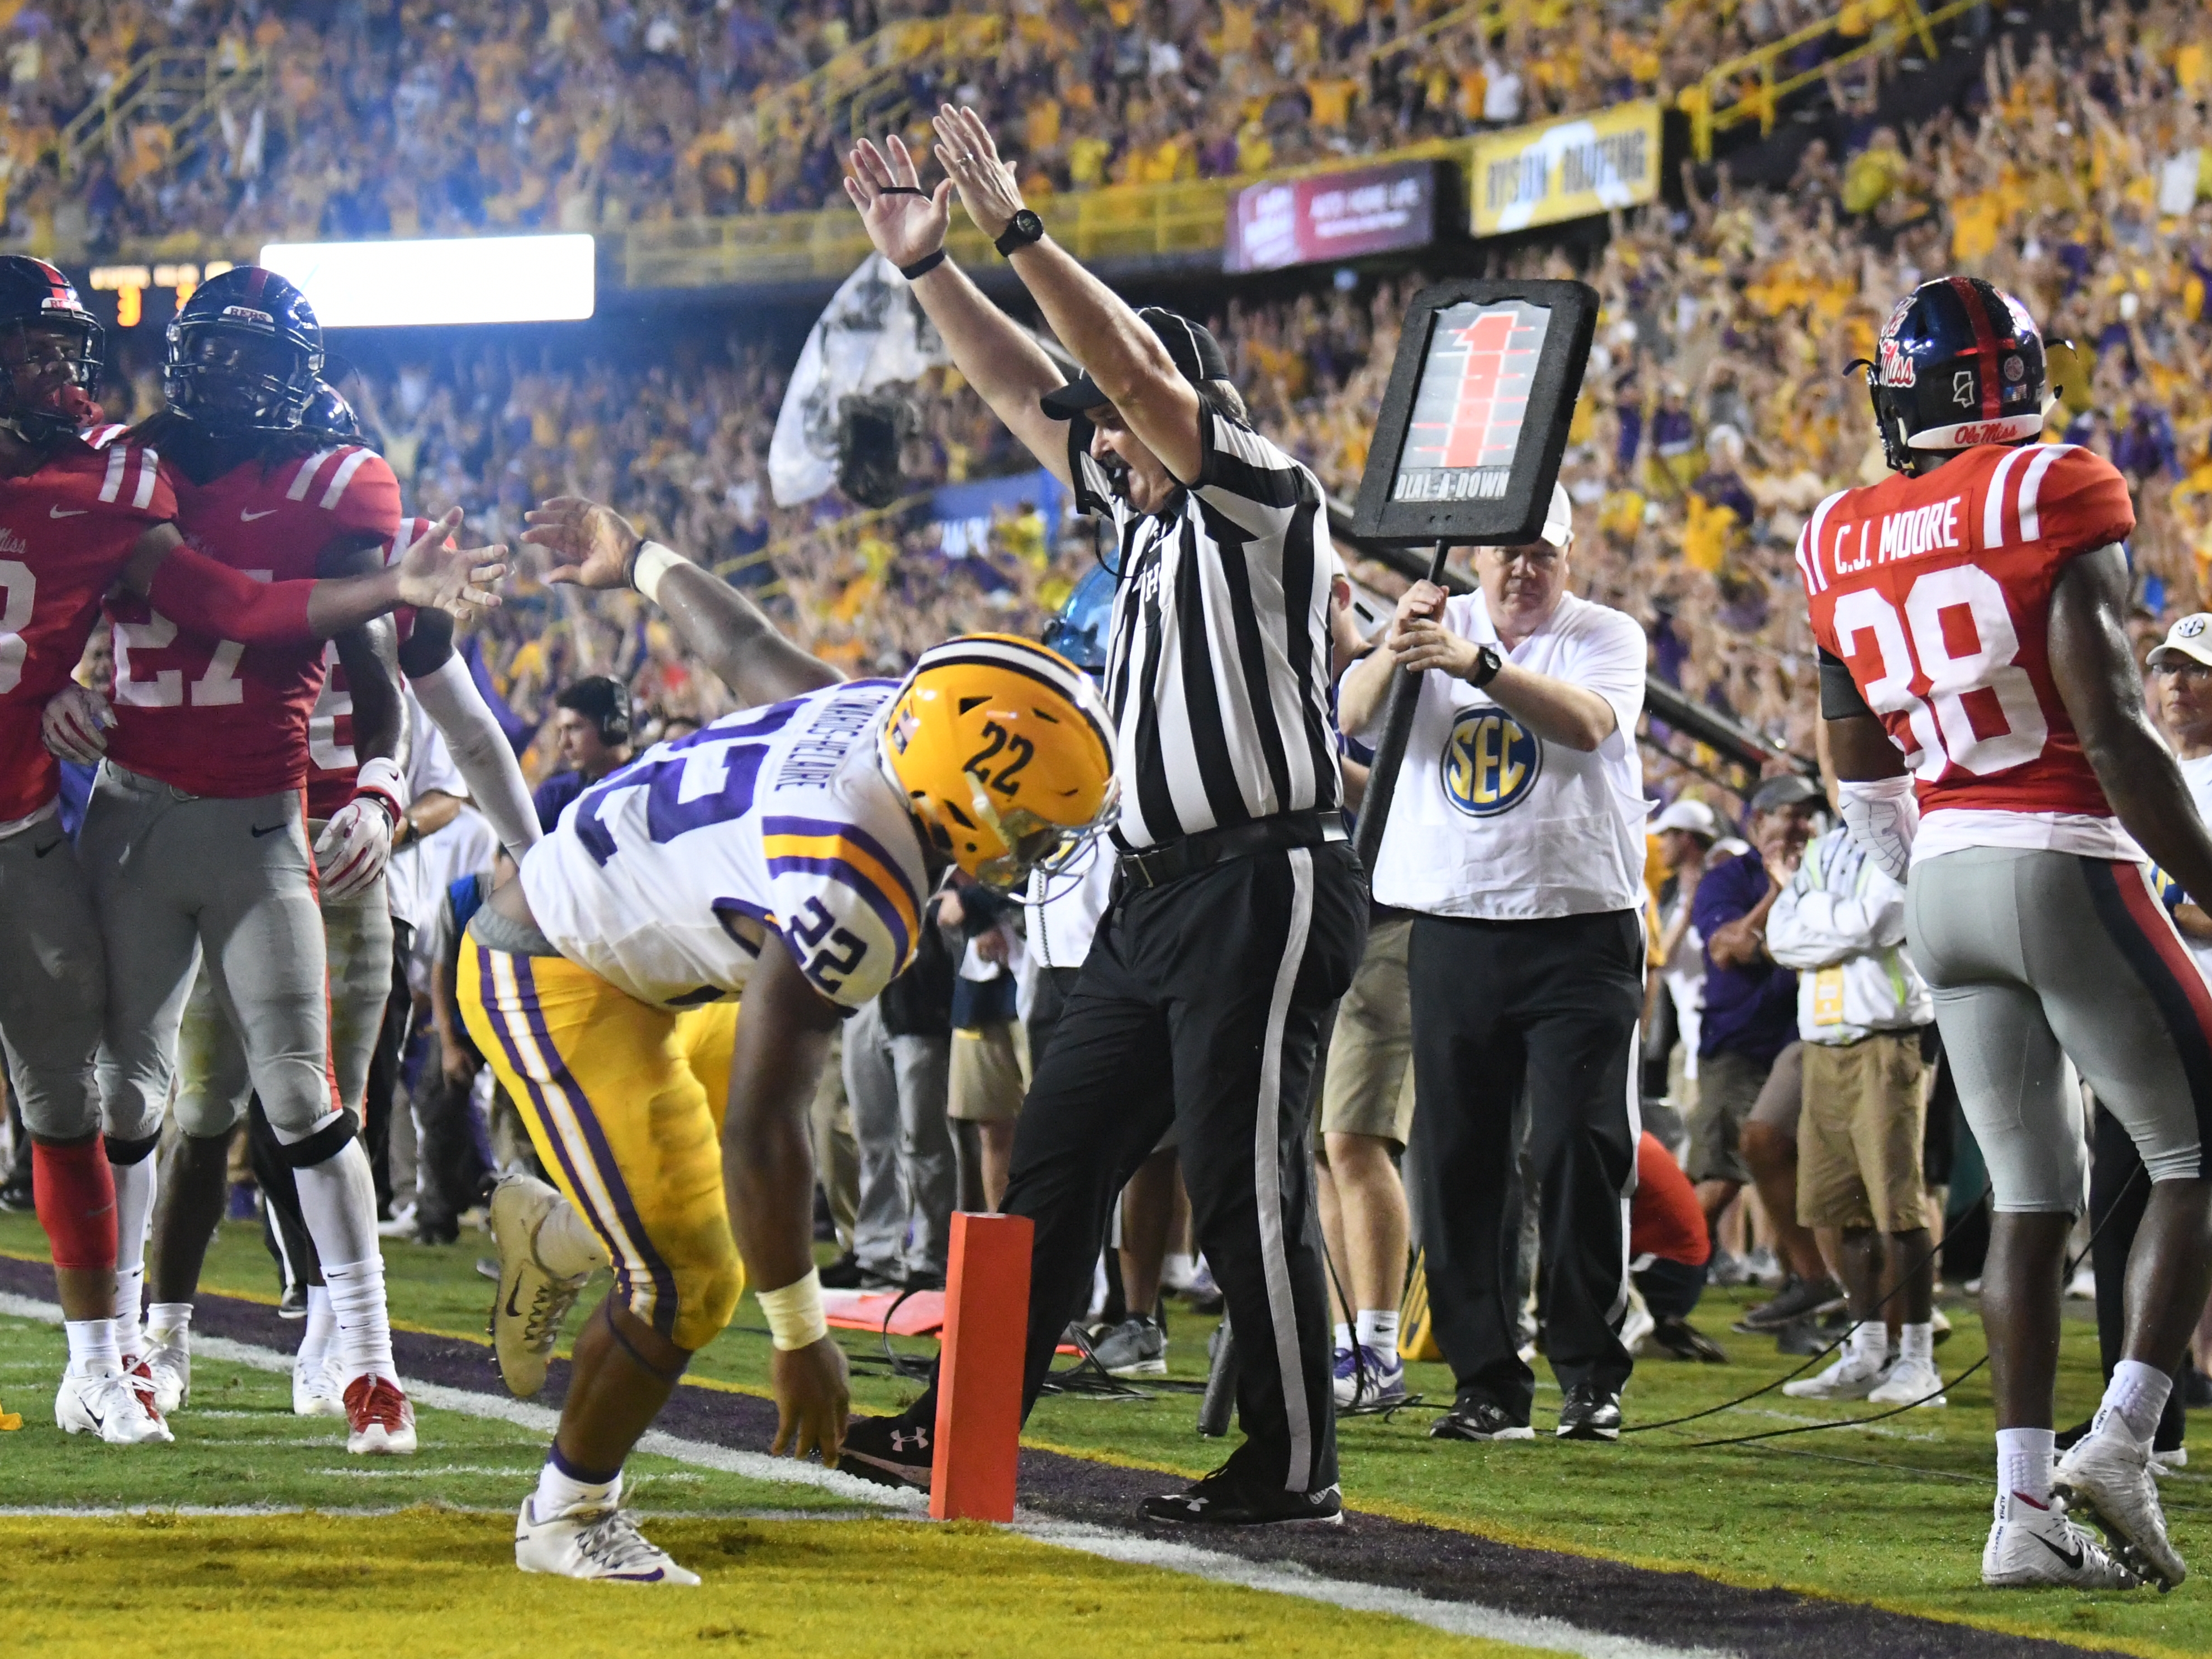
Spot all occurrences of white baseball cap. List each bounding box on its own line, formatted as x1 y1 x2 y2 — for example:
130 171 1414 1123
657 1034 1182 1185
1541 479 1574 548
2149 613 2212 670
1652 798 1721 839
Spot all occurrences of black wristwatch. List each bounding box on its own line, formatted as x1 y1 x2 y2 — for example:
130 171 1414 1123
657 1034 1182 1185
994 209 1045 257
1466 645 1504 689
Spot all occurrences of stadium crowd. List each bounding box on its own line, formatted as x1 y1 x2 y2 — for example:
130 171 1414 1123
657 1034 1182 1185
12 0 1864 252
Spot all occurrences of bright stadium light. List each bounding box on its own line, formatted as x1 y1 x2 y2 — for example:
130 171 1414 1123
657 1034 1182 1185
256 234 596 327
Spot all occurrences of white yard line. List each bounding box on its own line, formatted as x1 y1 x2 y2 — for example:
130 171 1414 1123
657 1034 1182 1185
2 1291 1731 1657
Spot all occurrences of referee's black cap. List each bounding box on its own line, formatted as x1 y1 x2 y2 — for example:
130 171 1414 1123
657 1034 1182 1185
1040 307 1231 420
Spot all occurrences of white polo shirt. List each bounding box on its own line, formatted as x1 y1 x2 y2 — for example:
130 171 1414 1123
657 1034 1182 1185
2178 752 2212 979
1358 588 1648 921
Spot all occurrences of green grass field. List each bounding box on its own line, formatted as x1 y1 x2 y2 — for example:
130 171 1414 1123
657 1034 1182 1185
5 1209 2212 1656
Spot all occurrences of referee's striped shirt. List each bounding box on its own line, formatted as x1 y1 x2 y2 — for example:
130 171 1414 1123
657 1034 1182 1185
1069 408 1343 853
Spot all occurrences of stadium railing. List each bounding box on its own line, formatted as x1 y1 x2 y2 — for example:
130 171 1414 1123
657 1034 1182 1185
1676 0 1986 161
55 46 268 180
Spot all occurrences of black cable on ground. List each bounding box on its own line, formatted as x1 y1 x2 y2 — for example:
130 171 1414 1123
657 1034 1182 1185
1642 1165 2143 1444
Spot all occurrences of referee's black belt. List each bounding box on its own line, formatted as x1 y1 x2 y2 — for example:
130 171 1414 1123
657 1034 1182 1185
1116 808 1348 892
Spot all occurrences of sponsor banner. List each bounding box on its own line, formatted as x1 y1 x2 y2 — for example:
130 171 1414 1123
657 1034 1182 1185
1224 159 1440 274
1469 99 1661 236
931 468 1066 562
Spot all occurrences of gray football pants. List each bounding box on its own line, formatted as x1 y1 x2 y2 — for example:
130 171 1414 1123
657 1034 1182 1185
0 819 107 1140
1906 847 2212 1214
176 869 392 1137
840 998 955 1280
82 762 339 1145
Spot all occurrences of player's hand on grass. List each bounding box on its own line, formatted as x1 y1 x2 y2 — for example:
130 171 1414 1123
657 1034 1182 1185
844 135 953 269
394 507 508 620
931 104 1026 244
769 1336 850 1467
42 683 111 764
524 497 643 591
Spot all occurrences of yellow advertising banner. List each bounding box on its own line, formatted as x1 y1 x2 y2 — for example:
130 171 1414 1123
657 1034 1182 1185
1469 99 1663 236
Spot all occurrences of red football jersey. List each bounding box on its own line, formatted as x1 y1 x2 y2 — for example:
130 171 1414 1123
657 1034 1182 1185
304 514 434 818
0 437 175 822
105 444 401 797
1799 441 2136 846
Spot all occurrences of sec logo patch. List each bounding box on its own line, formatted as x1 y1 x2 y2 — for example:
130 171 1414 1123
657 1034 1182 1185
1442 709 1541 817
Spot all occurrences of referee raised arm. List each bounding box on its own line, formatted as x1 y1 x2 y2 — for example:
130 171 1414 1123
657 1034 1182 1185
837 108 1366 1525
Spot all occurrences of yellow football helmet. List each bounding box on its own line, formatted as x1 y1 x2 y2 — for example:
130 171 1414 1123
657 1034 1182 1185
881 633 1119 890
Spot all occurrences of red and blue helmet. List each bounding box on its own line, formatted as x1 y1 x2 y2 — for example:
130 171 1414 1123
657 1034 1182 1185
0 255 104 446
1861 276 2048 473
164 265 324 435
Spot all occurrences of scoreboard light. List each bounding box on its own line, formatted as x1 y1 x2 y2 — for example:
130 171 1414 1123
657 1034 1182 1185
256 234 596 328
88 260 234 328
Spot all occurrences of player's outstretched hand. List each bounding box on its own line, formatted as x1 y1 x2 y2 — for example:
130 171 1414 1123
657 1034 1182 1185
769 1335 851 1467
524 497 643 590
844 134 953 269
394 507 508 619
42 683 112 764
931 104 1025 244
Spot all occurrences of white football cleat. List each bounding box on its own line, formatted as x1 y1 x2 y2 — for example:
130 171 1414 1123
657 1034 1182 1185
516 1497 700 1585
1983 1488 2140 1589
139 1339 189 1415
1866 1353 1946 1408
2056 1422 2186 1590
1781 1348 1889 1400
344 1374 418 1455
56 1367 174 1445
489 1174 593 1399
293 1351 346 1418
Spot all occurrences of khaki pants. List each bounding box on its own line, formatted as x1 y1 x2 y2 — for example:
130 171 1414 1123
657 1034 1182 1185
1797 1031 1929 1231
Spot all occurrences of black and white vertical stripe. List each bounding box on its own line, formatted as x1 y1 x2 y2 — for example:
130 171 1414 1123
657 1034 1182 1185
1073 409 1342 852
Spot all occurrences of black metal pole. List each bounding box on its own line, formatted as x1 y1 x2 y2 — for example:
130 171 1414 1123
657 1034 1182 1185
1351 540 1451 876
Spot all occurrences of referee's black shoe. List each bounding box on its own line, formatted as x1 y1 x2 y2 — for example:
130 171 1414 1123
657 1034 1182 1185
1429 1394 1535 1442
1139 1462 1344 1527
1556 1383 1623 1441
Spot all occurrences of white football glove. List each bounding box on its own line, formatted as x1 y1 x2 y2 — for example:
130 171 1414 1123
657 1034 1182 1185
1838 775 1918 884
42 683 112 764
315 756 407 902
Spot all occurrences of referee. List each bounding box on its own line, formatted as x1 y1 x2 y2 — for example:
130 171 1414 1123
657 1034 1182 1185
1339 486 1648 1443
837 108 1365 1525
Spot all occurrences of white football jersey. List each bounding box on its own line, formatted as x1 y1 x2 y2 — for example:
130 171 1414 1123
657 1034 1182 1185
521 679 928 1011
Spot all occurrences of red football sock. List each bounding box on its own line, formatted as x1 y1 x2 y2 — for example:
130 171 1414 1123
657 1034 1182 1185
33 1138 118 1271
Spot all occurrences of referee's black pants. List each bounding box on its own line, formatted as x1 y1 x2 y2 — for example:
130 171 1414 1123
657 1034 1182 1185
912 841 1365 1491
1409 908 1642 1421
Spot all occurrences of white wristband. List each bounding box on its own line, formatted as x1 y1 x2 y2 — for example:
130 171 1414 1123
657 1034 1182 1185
757 1266 829 1351
631 540 687 605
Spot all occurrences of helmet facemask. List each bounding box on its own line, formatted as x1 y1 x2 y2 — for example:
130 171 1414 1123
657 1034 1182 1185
0 317 103 447
164 321 322 435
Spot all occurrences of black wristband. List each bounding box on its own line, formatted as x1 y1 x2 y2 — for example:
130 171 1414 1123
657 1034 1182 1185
900 249 947 281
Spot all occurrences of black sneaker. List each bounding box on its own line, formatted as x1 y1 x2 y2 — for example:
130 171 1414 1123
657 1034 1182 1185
1138 1462 1343 1527
838 1413 935 1490
1556 1383 1623 1441
819 1251 866 1290
1429 1395 1535 1442
1648 1315 1728 1363
1735 1274 1846 1333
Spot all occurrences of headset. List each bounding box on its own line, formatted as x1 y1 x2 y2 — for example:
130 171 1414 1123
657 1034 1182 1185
560 676 631 749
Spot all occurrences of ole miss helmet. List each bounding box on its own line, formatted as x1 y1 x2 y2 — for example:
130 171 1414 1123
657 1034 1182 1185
1859 276 2049 473
0 255 104 446
164 265 324 435
302 379 368 446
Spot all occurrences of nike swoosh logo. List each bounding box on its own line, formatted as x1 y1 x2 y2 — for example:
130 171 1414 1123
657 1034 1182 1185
33 838 61 857
250 823 287 838
504 1281 525 1319
49 506 86 518
2029 1530 2086 1571
240 508 279 522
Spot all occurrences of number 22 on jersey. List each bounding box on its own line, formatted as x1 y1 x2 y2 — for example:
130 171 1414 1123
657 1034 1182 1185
1831 563 2048 780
